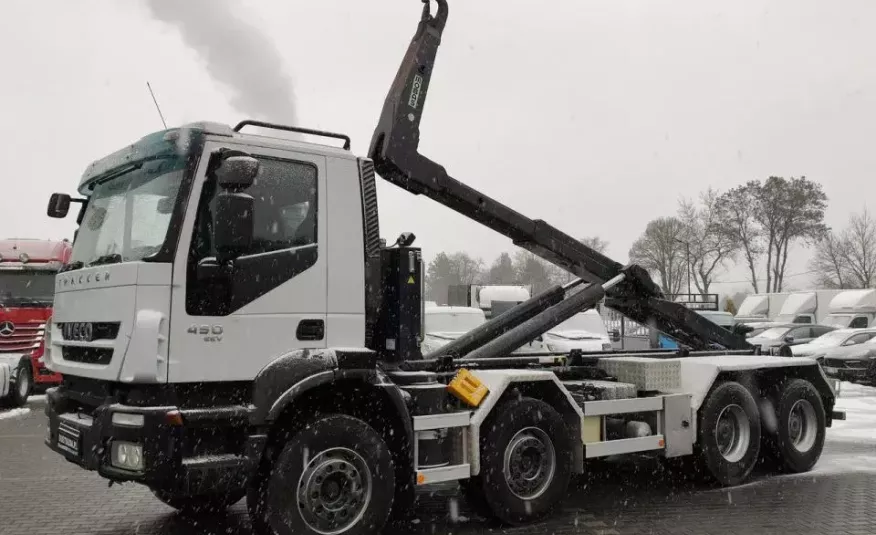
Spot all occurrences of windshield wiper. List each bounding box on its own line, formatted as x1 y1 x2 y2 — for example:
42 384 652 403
60 261 84 273
88 253 123 267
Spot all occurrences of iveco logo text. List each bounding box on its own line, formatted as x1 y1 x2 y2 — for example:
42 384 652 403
62 322 94 342
0 322 14 337
58 271 111 288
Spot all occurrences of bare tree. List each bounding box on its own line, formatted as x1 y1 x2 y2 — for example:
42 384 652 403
810 232 849 289
715 183 764 293
513 250 554 293
678 188 739 294
448 252 484 286
716 176 828 292
841 208 876 288
485 252 517 284
629 217 687 295
811 208 876 289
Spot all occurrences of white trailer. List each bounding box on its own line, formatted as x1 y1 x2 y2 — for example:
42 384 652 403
774 290 844 324
820 289 876 328
735 293 792 324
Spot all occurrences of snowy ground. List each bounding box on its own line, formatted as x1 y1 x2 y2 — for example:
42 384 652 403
814 381 876 475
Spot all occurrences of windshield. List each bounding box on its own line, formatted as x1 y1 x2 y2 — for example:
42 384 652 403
821 315 854 328
71 157 185 266
550 313 607 337
425 311 485 333
809 331 852 346
0 271 56 307
754 327 791 340
745 327 771 338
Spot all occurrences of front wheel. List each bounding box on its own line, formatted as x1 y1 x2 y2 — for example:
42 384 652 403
466 397 572 525
7 362 32 408
263 414 395 535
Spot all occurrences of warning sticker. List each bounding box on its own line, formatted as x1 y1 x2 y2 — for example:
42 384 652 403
407 275 416 284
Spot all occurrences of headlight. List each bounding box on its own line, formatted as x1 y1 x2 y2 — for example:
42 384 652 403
111 441 144 471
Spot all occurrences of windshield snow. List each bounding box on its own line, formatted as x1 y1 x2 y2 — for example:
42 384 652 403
71 158 184 266
549 312 607 337
753 327 791 340
809 331 853 346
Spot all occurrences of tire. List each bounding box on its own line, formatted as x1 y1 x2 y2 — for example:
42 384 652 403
763 379 826 474
467 397 572 525
696 381 761 486
8 362 32 408
263 414 395 535
152 488 245 514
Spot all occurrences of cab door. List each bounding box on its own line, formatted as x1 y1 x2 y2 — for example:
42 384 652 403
168 141 328 382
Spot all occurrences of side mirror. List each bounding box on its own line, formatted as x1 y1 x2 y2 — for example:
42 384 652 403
784 335 794 344
213 192 254 261
47 193 71 218
212 153 260 189
609 329 621 342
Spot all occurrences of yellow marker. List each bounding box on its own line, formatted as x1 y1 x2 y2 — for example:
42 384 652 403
447 368 489 407
407 275 415 284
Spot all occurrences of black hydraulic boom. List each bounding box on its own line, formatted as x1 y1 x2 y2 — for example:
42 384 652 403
368 0 751 352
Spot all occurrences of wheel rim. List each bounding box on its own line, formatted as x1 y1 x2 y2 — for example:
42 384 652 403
17 368 29 398
714 404 750 463
296 447 372 535
502 427 556 500
788 399 818 453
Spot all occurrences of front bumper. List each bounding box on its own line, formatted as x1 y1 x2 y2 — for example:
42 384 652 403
822 360 875 384
44 386 263 495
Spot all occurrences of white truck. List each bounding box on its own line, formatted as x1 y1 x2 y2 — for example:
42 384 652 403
820 289 876 329
448 284 532 318
40 3 842 534
773 290 844 325
734 292 792 324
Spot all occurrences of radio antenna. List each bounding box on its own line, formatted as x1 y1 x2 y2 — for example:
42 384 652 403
146 81 168 129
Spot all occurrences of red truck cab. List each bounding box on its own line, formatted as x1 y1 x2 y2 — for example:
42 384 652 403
0 238 71 404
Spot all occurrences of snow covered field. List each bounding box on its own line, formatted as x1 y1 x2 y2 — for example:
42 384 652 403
813 381 876 475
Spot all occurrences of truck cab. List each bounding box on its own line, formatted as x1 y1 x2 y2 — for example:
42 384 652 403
820 289 876 329
44 124 366 385
0 238 69 406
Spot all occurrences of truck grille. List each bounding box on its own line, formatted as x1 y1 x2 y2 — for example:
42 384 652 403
823 358 865 369
57 322 120 342
61 346 113 366
0 320 44 354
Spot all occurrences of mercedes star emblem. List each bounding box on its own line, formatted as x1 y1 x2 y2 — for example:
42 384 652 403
0 321 14 337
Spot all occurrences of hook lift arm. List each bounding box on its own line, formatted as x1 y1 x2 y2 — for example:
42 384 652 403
368 0 751 352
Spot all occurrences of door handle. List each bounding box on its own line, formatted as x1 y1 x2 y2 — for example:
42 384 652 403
296 319 325 341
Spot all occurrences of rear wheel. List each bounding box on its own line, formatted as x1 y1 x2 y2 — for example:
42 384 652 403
466 397 572 525
762 379 826 474
696 381 761 486
262 414 395 535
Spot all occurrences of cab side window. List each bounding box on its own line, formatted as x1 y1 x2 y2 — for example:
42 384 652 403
186 156 319 316
849 317 869 329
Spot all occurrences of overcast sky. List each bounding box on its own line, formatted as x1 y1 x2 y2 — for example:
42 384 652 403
2 0 874 295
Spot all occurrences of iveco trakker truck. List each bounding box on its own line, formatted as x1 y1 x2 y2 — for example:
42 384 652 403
41 3 842 535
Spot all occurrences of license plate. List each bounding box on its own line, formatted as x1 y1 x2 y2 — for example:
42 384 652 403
824 366 838 375
57 423 81 458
